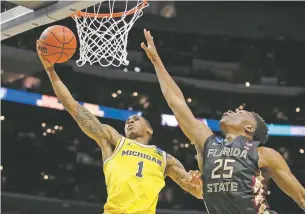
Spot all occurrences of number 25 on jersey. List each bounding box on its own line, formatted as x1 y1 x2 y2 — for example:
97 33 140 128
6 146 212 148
211 159 235 179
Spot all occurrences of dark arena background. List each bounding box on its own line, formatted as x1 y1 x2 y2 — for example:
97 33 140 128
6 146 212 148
1 1 305 214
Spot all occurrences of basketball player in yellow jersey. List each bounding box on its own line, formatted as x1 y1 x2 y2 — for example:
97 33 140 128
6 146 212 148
36 41 203 214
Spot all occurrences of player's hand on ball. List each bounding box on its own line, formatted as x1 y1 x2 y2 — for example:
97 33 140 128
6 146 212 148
36 40 54 72
141 29 159 62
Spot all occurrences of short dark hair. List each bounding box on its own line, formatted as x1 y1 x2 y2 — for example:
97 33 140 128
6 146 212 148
251 112 268 145
142 117 153 143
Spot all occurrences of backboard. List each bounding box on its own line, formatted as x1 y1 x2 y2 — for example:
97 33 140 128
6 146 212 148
1 1 99 41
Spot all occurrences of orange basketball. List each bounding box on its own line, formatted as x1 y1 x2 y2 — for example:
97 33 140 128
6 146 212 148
38 25 77 63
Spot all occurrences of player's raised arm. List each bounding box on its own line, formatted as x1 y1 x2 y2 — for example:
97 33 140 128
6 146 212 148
36 41 121 147
259 147 305 211
141 30 213 150
165 154 203 199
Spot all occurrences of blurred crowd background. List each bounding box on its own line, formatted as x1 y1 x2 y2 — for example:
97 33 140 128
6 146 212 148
1 1 305 214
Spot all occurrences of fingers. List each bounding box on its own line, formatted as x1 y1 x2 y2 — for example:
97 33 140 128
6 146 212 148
189 170 200 177
36 40 40 52
141 42 148 50
181 179 194 185
181 179 188 183
187 170 203 186
181 180 201 189
189 170 201 177
194 170 202 177
36 40 43 56
189 170 195 175
182 176 201 184
36 40 53 66
144 29 154 45
142 30 159 62
146 29 153 40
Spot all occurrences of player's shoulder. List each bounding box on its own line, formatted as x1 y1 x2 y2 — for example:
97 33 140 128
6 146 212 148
257 146 278 156
155 146 164 152
153 146 165 157
258 147 282 168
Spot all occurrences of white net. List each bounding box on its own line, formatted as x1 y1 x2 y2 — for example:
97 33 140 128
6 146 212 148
72 0 148 67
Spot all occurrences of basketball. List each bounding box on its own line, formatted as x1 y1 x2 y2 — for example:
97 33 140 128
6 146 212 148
38 25 77 63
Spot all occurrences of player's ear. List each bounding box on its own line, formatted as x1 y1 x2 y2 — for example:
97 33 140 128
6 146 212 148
245 125 255 135
147 128 153 135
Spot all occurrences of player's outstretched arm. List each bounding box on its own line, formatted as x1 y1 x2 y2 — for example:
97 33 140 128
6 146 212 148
36 41 121 147
141 30 213 150
165 154 203 199
259 147 305 211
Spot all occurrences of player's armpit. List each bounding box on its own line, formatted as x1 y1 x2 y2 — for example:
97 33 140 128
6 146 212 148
259 147 305 210
165 154 203 199
73 104 121 147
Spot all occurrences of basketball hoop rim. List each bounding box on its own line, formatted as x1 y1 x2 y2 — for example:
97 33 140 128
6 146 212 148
73 0 148 18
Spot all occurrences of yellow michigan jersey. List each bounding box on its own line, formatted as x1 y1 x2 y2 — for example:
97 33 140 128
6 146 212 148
103 137 167 214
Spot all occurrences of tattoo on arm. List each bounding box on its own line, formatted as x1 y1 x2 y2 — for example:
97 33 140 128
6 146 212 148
166 154 202 199
172 162 192 188
170 158 189 180
75 104 110 142
166 154 191 186
76 104 101 135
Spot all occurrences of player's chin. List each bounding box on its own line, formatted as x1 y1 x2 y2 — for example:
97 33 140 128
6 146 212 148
127 131 138 139
220 117 228 123
220 117 232 128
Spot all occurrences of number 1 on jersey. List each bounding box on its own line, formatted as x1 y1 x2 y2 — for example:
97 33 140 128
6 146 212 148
136 161 144 178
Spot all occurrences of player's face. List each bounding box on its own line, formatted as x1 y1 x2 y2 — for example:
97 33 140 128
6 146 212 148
220 110 256 134
124 116 149 139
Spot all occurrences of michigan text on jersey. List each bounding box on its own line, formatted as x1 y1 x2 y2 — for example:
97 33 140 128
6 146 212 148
121 150 163 166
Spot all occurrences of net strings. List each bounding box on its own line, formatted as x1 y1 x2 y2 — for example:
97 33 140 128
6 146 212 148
73 0 148 67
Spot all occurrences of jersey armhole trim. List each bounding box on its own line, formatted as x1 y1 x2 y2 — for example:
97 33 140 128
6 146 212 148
103 137 125 165
162 151 167 178
202 135 216 162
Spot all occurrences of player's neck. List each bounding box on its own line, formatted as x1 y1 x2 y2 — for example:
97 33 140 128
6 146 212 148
131 136 149 145
225 133 249 143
